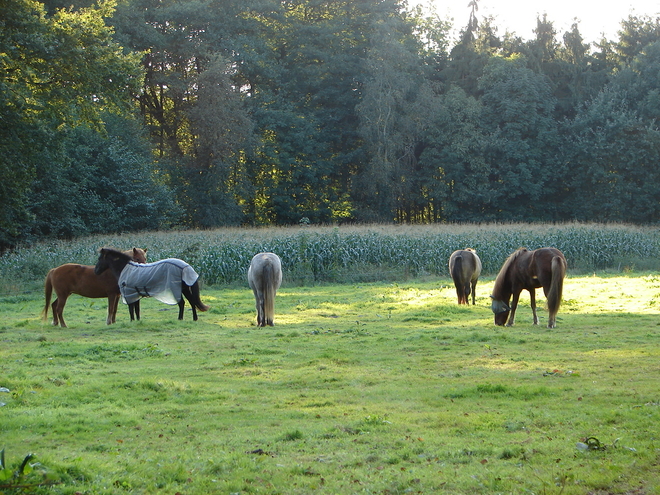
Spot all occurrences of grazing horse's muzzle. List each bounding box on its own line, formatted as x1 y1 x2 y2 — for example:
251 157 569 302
491 297 510 326
490 297 510 315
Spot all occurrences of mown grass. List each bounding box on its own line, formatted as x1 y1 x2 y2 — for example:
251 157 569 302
1 270 660 494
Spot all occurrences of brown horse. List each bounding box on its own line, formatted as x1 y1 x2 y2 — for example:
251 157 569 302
490 247 567 328
43 248 147 328
448 248 482 305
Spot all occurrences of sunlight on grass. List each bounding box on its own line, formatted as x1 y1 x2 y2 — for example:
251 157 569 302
2 273 660 494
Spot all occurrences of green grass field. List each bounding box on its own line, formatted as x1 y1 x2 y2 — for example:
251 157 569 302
1 270 659 494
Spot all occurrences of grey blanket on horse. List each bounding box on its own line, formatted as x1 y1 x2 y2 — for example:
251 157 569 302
119 259 199 305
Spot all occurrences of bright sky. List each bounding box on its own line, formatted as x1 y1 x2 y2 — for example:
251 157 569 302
423 0 660 44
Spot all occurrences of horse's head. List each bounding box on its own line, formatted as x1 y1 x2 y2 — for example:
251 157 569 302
94 248 112 275
490 296 510 326
95 248 132 276
130 247 148 264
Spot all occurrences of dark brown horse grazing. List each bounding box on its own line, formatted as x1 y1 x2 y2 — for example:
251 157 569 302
448 248 482 305
43 248 147 328
490 247 567 328
94 248 209 321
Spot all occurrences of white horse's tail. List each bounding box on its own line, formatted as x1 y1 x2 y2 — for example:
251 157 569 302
263 263 277 326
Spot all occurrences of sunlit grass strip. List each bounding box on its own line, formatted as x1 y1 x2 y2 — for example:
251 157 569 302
1 223 658 291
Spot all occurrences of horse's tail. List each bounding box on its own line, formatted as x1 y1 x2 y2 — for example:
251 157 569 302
43 270 53 320
451 255 467 304
263 263 277 325
547 255 567 316
189 281 210 312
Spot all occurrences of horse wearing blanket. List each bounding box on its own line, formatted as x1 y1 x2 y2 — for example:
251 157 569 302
95 248 209 321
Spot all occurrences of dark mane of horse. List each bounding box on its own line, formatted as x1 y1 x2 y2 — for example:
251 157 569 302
491 248 528 298
101 247 133 261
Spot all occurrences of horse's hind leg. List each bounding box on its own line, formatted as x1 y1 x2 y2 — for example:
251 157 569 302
258 296 266 326
252 289 265 326
529 290 538 325
108 295 118 325
53 295 68 328
190 297 198 321
547 299 557 328
178 299 185 320
182 287 198 321
128 301 141 321
542 287 557 328
51 299 60 326
471 281 477 305
179 286 198 321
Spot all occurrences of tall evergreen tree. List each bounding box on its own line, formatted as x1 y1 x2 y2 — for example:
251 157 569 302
354 7 435 222
418 85 491 222
478 56 563 220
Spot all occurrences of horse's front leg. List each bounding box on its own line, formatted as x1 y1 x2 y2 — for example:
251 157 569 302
506 292 521 326
529 289 538 325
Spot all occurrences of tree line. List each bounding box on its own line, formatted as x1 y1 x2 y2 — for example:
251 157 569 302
2 0 660 251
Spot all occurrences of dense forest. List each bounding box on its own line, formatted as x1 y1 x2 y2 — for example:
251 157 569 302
2 0 660 251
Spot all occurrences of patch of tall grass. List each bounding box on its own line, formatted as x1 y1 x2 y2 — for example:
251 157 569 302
1 223 658 293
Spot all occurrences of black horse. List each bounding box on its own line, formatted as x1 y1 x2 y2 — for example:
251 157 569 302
94 248 209 321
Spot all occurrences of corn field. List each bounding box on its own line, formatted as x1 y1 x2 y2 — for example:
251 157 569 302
1 223 659 292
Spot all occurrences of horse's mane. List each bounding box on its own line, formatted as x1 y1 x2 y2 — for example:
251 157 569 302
100 247 133 261
492 248 528 298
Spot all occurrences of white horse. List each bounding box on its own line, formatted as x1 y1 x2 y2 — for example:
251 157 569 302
247 253 282 327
